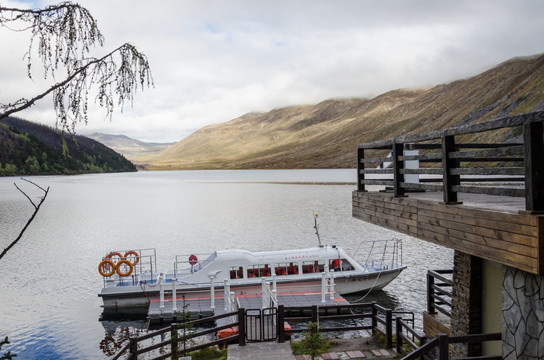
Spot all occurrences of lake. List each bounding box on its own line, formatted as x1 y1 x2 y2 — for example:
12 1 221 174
0 169 453 359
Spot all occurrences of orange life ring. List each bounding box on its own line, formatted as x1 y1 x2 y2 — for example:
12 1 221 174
106 251 124 265
124 250 140 265
98 259 116 277
116 259 134 277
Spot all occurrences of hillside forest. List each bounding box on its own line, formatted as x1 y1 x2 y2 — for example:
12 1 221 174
0 117 136 176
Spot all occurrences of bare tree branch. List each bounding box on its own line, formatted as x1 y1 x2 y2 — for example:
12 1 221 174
0 2 153 133
0 180 49 261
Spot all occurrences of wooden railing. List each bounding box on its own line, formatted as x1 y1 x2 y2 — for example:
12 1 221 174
282 302 401 349
111 309 243 360
427 270 453 318
396 324 502 360
356 111 544 211
110 302 412 359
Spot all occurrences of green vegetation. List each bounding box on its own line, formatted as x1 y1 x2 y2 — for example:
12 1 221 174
0 337 16 359
0 117 136 176
173 296 195 357
190 346 227 360
290 322 333 359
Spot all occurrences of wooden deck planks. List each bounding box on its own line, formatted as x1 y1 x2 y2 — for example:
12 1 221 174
352 190 543 275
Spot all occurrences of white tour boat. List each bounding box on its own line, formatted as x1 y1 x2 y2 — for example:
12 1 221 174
98 238 406 314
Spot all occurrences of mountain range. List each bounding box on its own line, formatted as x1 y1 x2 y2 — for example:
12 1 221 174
122 53 544 170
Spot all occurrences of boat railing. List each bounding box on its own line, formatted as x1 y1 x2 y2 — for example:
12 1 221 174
100 248 157 285
353 238 403 271
173 252 215 275
261 276 278 309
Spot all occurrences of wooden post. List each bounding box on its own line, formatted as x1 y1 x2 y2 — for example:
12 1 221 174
393 143 405 197
129 337 138 360
442 135 461 204
170 325 178 360
524 121 544 212
238 307 246 346
371 302 377 337
438 334 449 360
277 305 285 343
311 305 318 324
395 317 402 355
385 309 393 349
357 147 366 192
427 272 436 314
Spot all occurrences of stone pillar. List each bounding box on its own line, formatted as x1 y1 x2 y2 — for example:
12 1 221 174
502 266 544 359
450 251 482 358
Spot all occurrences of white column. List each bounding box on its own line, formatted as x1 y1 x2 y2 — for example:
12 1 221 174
171 277 177 312
224 279 230 311
230 291 235 312
209 275 216 309
329 275 335 300
159 273 165 309
321 271 327 304
262 277 268 309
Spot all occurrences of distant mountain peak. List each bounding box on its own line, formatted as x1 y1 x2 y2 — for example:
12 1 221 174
87 133 175 156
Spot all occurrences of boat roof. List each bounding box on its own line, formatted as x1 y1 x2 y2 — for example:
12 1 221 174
212 244 346 263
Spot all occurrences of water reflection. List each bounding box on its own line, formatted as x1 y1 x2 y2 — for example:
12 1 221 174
343 289 399 310
99 321 147 357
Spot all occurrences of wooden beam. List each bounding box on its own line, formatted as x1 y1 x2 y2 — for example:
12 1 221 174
442 135 460 204
393 143 405 197
524 121 544 211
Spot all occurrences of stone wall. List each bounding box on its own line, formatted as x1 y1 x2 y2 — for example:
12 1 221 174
503 266 544 359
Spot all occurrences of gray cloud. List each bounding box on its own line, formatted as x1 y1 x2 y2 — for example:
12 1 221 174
1 0 543 142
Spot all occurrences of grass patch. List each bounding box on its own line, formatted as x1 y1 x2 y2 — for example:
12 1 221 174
190 345 227 360
290 339 335 356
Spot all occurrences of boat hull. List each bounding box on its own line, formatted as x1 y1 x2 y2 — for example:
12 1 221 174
99 266 406 315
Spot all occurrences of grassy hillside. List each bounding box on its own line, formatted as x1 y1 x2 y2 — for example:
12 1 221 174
0 117 136 176
132 53 544 170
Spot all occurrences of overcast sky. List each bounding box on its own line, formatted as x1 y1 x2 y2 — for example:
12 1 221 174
1 0 543 142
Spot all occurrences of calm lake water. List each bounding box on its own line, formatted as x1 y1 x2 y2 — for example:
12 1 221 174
0 169 452 359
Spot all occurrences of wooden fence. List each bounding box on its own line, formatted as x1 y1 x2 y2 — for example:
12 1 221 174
111 309 242 360
396 318 502 360
356 111 544 211
110 302 403 359
426 270 453 318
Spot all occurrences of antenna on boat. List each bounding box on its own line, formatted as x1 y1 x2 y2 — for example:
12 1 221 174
314 213 322 247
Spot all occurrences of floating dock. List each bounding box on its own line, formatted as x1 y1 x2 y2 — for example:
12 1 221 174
148 290 347 325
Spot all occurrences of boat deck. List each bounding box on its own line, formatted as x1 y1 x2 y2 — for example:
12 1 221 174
148 291 347 325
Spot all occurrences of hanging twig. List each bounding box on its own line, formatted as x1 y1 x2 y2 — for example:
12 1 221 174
0 178 49 261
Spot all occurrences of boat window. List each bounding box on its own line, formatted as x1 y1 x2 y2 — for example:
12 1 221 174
287 262 299 275
341 259 355 271
315 260 325 272
229 266 243 279
302 260 325 274
329 259 341 271
246 264 271 278
274 263 288 276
